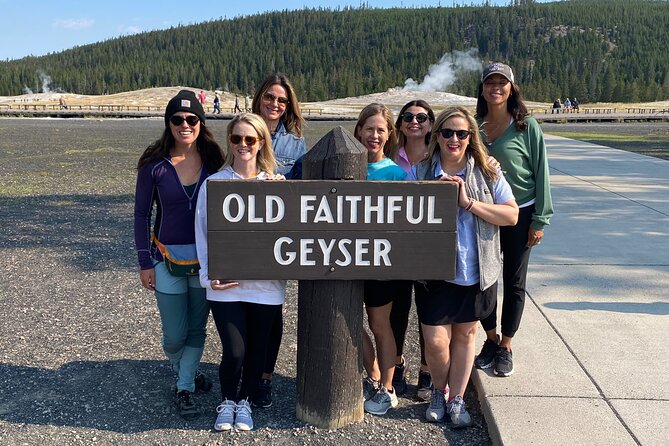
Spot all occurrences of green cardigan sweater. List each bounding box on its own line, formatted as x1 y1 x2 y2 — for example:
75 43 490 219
479 116 554 230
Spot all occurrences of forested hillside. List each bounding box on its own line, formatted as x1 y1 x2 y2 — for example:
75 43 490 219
1 0 668 102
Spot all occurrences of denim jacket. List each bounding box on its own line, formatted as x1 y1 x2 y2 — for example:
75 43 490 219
272 121 307 175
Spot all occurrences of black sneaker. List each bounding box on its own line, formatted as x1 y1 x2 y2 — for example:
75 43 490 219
174 390 199 420
392 359 408 395
252 378 273 408
416 370 433 402
474 338 499 370
494 347 514 377
194 370 212 393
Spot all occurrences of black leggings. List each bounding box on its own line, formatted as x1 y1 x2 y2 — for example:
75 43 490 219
390 281 427 367
210 301 280 401
263 308 283 375
481 205 534 338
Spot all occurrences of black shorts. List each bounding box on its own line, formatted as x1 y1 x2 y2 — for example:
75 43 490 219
364 280 413 308
414 280 497 325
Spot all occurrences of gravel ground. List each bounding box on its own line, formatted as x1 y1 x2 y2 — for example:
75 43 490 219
0 118 492 445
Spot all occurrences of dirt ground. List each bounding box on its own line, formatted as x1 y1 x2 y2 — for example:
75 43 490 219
0 118 492 446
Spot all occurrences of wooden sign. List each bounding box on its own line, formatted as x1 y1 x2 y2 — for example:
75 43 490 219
207 180 458 280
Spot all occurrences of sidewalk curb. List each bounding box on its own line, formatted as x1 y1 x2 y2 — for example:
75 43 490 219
472 368 503 446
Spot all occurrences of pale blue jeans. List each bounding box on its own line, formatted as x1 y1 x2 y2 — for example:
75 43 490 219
154 261 209 393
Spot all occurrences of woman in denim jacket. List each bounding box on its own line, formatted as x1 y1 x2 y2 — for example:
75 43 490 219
249 73 307 408
252 73 307 176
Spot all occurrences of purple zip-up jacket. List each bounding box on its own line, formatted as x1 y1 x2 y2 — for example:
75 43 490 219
133 156 213 270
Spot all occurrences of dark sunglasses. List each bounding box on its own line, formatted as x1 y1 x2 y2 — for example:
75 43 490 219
169 115 200 126
230 134 263 145
262 92 290 105
438 128 472 140
401 112 430 123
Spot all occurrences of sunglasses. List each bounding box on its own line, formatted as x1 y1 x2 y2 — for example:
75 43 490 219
438 128 472 140
401 112 430 123
169 115 200 126
230 134 263 145
262 92 290 105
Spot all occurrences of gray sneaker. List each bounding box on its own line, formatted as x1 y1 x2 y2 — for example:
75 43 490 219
234 399 254 431
214 399 236 431
362 377 380 401
425 387 447 422
494 347 514 377
363 385 398 415
447 395 472 428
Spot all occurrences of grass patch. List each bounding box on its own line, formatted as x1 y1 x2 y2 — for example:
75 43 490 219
546 130 669 160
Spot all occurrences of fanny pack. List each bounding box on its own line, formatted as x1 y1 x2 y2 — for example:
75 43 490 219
153 235 200 277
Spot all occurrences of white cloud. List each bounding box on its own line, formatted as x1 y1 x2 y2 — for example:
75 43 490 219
119 25 142 35
53 19 95 30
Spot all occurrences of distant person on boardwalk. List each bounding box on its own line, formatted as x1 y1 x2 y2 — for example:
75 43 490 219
416 106 518 427
353 103 407 417
475 62 554 377
563 97 572 113
59 96 68 109
552 98 561 114
213 92 221 114
195 113 286 432
244 95 250 112
571 97 580 112
249 73 307 409
385 99 436 402
197 90 207 106
234 94 242 113
134 90 224 420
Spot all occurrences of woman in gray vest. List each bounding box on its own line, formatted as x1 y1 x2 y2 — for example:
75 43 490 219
415 106 518 428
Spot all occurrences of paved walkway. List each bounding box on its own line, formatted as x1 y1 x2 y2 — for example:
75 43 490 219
472 135 669 445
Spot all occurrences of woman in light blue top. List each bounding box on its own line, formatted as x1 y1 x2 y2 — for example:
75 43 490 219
250 73 307 407
353 103 406 417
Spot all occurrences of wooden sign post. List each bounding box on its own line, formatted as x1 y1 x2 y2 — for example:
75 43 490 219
205 127 458 429
296 127 367 428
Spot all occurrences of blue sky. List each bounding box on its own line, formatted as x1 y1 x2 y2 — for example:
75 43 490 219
1 0 552 61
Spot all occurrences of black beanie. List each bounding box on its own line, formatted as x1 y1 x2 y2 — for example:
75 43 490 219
164 90 206 126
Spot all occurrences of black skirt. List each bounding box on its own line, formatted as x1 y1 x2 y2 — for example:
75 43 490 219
414 280 497 325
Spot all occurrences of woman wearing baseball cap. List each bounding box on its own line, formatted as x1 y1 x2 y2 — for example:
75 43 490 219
474 63 554 377
134 90 224 419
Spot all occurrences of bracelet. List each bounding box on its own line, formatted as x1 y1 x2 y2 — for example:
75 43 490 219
465 198 475 211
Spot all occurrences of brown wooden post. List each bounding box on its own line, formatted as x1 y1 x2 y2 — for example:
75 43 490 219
295 126 367 428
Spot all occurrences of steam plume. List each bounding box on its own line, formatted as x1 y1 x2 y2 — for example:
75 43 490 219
403 49 482 92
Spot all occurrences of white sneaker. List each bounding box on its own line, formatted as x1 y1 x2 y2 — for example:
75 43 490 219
214 399 236 431
363 385 398 415
425 388 447 422
234 399 254 431
447 395 472 428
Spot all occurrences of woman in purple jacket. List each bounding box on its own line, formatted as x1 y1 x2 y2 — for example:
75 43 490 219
134 90 224 420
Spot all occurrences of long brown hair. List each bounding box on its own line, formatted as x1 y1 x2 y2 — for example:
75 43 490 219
428 106 498 181
390 99 435 160
136 124 224 172
475 72 529 132
252 73 305 137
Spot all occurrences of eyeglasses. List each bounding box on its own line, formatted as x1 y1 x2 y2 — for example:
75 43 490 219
169 115 200 126
401 112 430 123
230 134 263 145
438 128 472 140
262 92 290 105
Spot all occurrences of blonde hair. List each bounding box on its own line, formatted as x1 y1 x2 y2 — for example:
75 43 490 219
428 106 498 181
225 113 278 174
353 103 397 158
